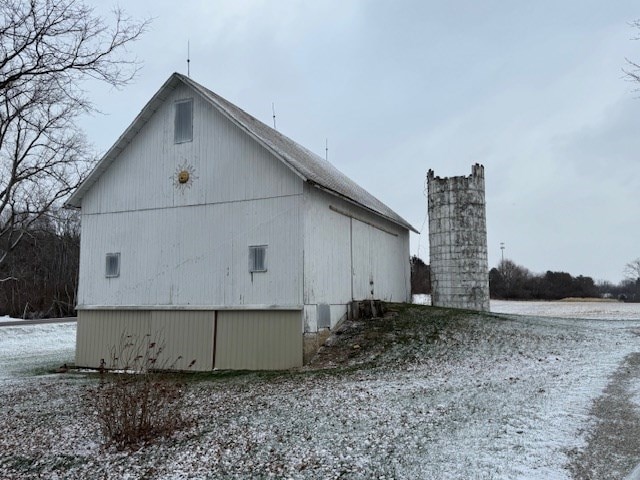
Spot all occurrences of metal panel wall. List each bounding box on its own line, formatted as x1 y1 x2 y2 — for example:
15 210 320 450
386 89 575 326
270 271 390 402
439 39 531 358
149 311 214 371
215 310 302 370
75 310 151 369
75 310 215 371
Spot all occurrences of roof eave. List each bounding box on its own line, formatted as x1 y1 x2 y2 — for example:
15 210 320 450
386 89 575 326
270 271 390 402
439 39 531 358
308 181 418 233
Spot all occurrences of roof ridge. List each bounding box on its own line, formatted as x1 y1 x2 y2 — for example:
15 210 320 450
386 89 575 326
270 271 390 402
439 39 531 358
67 72 416 233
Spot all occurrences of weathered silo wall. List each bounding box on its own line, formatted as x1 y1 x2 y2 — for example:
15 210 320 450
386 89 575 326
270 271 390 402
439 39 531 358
427 164 490 311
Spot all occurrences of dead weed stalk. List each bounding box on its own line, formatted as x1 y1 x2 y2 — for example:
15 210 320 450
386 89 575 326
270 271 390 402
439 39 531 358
86 332 194 450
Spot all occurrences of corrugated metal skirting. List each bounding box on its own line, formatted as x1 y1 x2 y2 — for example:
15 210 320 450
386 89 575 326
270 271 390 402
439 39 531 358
75 310 215 371
215 310 302 370
76 309 302 371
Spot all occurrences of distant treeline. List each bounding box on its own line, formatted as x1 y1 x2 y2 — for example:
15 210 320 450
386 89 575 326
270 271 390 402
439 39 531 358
490 259 639 302
489 260 599 300
410 256 639 302
0 211 79 318
410 256 431 294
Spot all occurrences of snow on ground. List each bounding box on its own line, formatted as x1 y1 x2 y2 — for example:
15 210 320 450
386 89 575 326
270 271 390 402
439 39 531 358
490 299 640 320
0 322 76 383
1 306 640 479
413 294 640 320
0 315 21 323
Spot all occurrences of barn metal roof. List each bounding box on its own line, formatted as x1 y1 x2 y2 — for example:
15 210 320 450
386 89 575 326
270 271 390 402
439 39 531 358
67 73 417 233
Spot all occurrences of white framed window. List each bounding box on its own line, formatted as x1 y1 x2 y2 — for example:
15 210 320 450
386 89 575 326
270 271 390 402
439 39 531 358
174 98 193 143
249 245 267 273
105 252 120 278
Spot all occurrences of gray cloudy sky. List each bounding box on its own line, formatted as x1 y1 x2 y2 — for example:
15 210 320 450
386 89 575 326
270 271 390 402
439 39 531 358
83 0 640 284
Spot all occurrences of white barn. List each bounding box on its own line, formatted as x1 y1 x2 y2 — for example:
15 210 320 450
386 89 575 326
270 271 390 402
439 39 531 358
67 73 416 371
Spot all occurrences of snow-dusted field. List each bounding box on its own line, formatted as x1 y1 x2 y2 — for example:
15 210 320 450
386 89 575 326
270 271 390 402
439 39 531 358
0 322 76 383
413 294 640 320
490 299 640 320
1 306 639 479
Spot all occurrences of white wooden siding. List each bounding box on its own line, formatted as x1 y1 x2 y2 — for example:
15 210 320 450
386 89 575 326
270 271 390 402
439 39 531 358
215 310 302 370
302 304 349 333
303 187 352 306
77 82 304 308
82 83 302 215
351 218 408 301
75 310 215 371
303 185 410 331
78 195 302 307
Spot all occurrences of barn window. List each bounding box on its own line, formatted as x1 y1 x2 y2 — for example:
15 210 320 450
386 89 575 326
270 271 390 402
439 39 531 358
174 99 193 143
249 245 267 272
105 253 120 278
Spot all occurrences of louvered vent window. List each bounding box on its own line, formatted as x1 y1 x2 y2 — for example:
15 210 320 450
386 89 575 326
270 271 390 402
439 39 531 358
249 245 267 273
174 98 193 143
105 253 120 278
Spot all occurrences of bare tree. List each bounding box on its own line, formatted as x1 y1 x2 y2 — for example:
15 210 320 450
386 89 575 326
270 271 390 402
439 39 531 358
0 207 81 318
0 0 148 263
624 20 640 85
624 258 640 281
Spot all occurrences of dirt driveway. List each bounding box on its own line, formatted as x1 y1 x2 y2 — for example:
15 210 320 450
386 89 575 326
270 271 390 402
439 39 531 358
567 350 640 479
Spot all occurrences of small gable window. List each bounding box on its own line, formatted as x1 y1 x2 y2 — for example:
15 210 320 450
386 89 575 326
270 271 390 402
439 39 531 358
174 99 193 143
249 245 267 273
105 252 120 278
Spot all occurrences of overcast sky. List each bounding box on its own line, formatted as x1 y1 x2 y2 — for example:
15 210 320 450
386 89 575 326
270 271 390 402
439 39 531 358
83 0 640 284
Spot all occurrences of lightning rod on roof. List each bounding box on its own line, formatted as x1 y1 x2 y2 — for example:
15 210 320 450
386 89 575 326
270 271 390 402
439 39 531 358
187 40 190 77
272 102 277 130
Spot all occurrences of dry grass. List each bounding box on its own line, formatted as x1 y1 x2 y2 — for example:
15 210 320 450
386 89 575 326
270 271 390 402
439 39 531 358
85 332 193 450
87 373 190 450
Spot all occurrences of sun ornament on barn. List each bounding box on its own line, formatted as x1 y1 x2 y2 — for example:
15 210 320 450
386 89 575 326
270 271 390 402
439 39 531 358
172 161 198 192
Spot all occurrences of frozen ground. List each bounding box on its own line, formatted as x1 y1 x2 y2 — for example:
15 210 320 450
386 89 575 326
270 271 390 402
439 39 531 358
0 322 76 383
413 294 640 320
490 299 640 320
1 305 640 479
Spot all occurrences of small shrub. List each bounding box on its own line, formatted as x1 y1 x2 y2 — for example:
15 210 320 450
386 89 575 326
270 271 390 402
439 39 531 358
86 333 193 450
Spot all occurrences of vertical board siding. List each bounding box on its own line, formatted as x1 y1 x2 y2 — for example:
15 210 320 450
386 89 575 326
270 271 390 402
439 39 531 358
215 311 302 370
78 195 302 307
351 219 408 302
75 310 215 371
302 304 349 333
82 83 302 215
303 185 352 306
303 186 411 317
77 81 304 309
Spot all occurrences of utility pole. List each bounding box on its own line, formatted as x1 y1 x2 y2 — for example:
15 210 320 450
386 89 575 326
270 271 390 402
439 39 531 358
500 242 505 263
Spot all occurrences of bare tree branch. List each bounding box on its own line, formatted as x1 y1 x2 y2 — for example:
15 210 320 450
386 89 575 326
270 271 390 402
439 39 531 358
0 0 149 263
624 258 640 281
623 20 640 86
